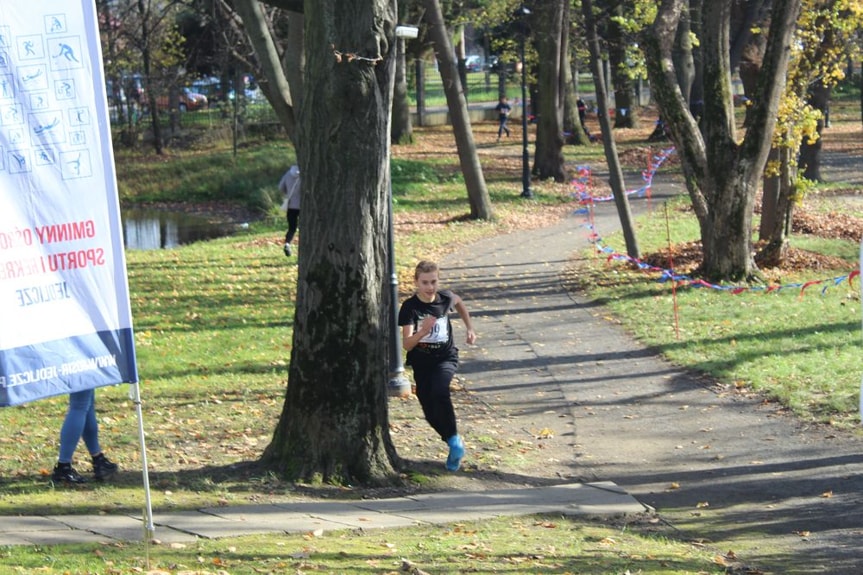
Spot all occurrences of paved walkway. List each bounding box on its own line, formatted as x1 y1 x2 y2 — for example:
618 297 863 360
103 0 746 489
0 481 642 545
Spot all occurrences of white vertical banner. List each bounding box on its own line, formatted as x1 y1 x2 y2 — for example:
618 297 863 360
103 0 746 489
0 1 138 406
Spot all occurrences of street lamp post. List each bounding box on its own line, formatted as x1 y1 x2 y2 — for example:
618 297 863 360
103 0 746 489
386 181 410 397
387 25 419 399
515 5 532 199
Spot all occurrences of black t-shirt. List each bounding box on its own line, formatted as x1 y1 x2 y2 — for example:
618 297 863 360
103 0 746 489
398 290 457 365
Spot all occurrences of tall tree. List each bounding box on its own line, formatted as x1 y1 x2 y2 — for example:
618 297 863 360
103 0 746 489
422 0 494 220
532 0 568 181
605 0 639 128
641 0 802 282
261 0 400 482
582 0 640 258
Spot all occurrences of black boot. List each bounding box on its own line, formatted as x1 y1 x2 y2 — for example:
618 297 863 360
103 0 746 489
92 453 118 481
52 462 87 484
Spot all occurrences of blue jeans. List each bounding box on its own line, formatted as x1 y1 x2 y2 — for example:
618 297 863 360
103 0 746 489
58 389 101 463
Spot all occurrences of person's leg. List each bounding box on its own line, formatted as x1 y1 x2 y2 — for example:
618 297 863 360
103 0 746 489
284 209 299 256
80 392 102 457
285 209 300 243
53 389 95 483
58 388 94 463
413 359 465 470
413 360 458 441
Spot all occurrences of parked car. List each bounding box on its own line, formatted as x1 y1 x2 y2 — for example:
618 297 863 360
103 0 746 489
465 55 482 72
156 87 208 112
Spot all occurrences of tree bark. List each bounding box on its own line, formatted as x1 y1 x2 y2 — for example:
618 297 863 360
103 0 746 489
533 0 567 181
688 0 704 110
422 0 493 220
262 0 400 484
672 2 694 107
757 146 794 267
582 0 639 258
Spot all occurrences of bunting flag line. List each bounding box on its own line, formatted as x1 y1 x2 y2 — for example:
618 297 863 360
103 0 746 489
572 148 862 297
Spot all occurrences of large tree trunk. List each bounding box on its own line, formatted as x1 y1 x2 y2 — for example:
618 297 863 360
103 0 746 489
582 0 639 259
642 0 801 282
262 0 399 484
533 0 567 181
423 0 493 220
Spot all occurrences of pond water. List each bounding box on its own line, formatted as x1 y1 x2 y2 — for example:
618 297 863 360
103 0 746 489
122 208 240 250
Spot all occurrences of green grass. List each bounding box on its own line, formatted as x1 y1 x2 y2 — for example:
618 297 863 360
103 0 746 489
0 515 726 574
574 196 863 428
114 140 294 205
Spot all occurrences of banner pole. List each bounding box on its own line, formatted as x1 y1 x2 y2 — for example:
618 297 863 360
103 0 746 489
130 382 155 538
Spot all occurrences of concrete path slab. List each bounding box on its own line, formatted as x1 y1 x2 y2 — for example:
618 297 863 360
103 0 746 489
0 481 642 545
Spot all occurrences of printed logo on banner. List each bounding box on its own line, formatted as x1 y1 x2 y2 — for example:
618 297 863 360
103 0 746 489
46 15 68 35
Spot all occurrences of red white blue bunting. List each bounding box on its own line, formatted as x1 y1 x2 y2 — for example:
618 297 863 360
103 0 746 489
571 148 861 296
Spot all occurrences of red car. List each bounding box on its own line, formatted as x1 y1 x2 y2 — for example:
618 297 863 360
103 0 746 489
156 88 208 112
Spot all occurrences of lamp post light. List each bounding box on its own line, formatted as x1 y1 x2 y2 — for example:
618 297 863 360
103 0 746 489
387 25 419 399
515 5 532 199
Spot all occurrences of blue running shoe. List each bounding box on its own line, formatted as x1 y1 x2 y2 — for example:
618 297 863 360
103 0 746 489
446 434 465 471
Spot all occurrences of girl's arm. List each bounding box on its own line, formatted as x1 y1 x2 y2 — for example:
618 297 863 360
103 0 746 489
402 315 438 351
451 293 477 345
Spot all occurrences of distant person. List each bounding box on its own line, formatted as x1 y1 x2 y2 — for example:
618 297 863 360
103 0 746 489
399 260 477 471
279 165 301 257
52 388 118 484
495 96 511 141
577 98 587 129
